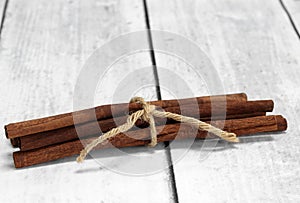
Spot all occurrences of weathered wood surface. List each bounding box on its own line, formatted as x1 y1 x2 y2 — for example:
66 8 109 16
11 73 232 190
0 0 6 24
1 0 300 202
282 0 300 32
0 0 172 202
147 0 300 202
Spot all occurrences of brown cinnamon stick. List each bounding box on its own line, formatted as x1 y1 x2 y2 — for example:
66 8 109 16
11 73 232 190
13 115 287 168
17 99 271 151
18 111 266 151
5 93 247 139
10 138 20 148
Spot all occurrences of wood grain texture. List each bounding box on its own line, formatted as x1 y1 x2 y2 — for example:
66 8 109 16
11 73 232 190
147 0 300 202
0 0 172 202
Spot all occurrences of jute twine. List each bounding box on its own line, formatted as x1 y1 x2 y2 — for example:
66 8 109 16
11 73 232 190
76 97 239 163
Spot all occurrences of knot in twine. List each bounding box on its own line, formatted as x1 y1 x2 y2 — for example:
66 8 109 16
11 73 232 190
76 97 239 163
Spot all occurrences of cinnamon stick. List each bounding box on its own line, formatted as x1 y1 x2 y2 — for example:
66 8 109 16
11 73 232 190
13 115 287 168
17 100 271 151
18 111 266 151
10 138 20 148
5 93 247 139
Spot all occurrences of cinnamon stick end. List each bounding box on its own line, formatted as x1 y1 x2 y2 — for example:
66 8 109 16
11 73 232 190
270 100 275 111
239 93 248 101
10 138 20 148
13 152 23 168
4 124 19 139
262 100 274 112
276 115 288 131
4 125 9 138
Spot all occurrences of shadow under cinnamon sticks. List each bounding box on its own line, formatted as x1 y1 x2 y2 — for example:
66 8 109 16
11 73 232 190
13 115 287 168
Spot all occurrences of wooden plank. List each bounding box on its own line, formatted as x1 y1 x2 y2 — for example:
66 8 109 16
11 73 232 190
0 0 6 37
147 0 300 202
0 0 6 22
282 0 300 33
0 0 172 202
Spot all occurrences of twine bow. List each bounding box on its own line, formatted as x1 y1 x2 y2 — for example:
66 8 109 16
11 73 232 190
76 97 239 163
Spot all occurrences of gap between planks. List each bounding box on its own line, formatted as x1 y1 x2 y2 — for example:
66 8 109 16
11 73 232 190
279 0 300 39
0 0 9 37
143 0 179 202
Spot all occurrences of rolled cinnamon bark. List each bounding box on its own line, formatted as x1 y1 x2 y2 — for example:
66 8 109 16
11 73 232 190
13 115 287 168
10 138 20 148
17 100 271 151
5 93 247 139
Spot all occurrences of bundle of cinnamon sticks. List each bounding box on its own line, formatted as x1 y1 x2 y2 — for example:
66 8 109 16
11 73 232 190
4 93 287 168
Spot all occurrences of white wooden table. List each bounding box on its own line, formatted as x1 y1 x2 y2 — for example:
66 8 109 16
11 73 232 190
0 0 300 202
